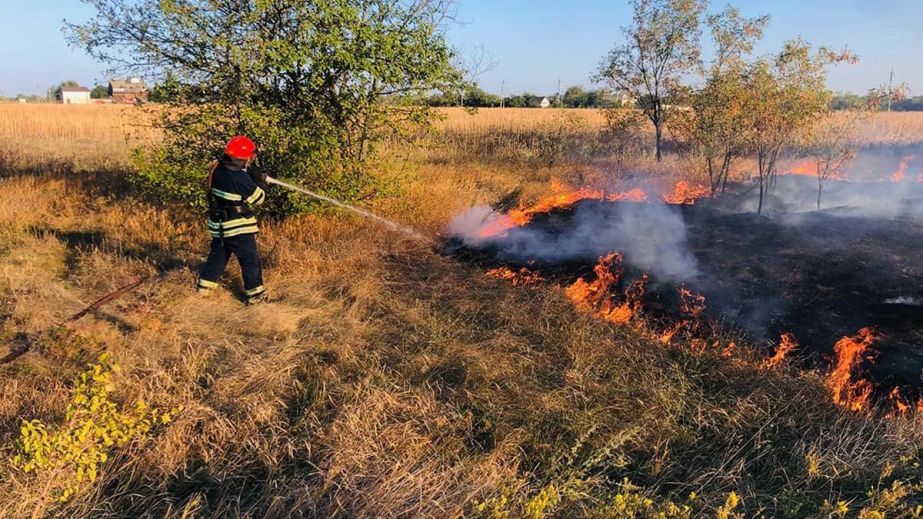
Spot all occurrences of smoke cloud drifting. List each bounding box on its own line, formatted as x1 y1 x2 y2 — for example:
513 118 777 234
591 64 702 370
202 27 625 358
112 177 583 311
449 201 700 283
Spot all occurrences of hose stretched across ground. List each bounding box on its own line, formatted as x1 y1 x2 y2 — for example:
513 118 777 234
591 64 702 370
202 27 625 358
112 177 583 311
265 176 435 245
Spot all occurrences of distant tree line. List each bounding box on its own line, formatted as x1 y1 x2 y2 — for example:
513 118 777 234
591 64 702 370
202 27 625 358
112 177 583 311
830 92 922 111
424 85 623 108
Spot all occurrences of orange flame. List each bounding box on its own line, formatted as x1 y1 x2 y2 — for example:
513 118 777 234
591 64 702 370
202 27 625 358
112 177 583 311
827 328 877 412
888 387 910 416
678 287 706 319
608 188 649 203
487 267 545 287
565 253 647 325
889 155 914 182
659 322 683 344
788 160 820 177
565 252 623 309
786 160 846 181
661 181 710 205
762 332 798 369
721 341 737 357
660 288 706 344
477 182 649 239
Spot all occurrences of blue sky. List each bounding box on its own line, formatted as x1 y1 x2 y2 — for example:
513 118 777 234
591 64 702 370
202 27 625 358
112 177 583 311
1 0 919 97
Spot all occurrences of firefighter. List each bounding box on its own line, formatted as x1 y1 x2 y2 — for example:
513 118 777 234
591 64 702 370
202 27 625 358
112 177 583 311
197 135 269 304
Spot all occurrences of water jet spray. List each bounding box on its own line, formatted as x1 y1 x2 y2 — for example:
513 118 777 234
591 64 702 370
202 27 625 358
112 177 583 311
265 176 435 245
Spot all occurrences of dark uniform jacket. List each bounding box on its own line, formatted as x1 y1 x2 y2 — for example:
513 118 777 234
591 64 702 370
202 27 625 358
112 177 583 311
207 156 266 238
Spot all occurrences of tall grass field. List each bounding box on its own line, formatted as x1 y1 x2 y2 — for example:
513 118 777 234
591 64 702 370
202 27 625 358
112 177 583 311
0 104 921 518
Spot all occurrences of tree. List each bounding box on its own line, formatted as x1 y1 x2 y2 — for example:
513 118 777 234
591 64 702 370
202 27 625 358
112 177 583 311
563 86 588 108
867 81 909 112
147 71 180 103
506 92 535 108
740 40 856 214
426 85 499 107
801 112 863 209
602 107 645 174
90 84 108 99
453 44 497 108
48 80 79 101
595 0 705 161
66 0 461 214
689 6 769 195
830 92 865 111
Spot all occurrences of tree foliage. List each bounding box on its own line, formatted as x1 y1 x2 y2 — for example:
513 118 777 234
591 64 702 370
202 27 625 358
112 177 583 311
800 112 863 209
596 0 705 161
740 40 856 214
867 80 909 112
426 85 500 107
688 6 769 195
66 0 461 214
90 85 108 99
48 80 80 100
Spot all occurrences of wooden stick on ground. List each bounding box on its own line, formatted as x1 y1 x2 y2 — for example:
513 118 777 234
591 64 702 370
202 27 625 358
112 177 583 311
65 275 151 324
1 275 152 365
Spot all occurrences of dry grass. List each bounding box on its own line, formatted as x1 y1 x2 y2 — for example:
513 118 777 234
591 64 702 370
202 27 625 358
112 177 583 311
436 107 609 132
0 106 921 517
0 105 159 166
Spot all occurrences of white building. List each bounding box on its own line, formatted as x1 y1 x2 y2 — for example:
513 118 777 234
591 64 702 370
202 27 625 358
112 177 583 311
539 97 551 108
59 86 91 104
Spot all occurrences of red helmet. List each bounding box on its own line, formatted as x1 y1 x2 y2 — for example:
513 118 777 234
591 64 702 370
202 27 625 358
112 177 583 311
225 135 256 160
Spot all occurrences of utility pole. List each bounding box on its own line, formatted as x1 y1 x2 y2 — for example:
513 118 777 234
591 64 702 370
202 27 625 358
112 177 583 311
557 78 562 107
887 68 894 112
500 80 505 108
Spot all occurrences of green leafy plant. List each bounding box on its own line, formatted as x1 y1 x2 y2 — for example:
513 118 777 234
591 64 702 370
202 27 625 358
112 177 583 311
12 353 179 502
67 0 463 216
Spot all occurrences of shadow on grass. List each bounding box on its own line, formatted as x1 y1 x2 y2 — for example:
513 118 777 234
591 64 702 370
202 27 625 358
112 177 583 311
0 152 136 200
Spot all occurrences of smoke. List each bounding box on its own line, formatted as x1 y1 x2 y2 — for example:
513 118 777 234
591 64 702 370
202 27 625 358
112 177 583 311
449 201 700 283
737 148 923 220
446 150 923 388
733 175 923 221
884 296 923 306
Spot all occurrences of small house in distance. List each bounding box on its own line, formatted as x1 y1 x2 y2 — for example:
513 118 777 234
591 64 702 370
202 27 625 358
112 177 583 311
109 77 148 104
59 86 91 104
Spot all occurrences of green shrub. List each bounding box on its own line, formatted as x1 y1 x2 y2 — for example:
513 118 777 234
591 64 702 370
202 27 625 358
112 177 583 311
11 353 179 502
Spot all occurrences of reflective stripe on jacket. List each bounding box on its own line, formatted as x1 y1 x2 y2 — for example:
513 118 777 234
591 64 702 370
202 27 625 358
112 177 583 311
207 156 266 238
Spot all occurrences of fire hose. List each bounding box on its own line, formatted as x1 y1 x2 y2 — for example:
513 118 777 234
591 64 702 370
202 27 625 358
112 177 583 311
265 176 436 245
1 275 152 364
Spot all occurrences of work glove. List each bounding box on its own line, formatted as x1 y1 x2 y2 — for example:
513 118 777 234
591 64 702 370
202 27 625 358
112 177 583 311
248 167 268 189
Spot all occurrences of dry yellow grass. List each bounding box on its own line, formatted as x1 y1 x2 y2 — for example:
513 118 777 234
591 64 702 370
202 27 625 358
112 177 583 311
0 105 922 517
436 107 609 132
0 104 158 166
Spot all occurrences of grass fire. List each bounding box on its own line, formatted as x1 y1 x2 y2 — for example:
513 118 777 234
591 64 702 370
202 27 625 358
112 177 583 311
2 0 923 517
448 175 923 414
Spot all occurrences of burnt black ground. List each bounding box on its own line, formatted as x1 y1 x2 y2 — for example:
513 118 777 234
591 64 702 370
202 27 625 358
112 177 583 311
446 177 923 400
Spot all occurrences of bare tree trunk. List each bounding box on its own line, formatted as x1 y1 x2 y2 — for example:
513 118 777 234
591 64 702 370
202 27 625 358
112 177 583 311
757 153 766 215
817 176 823 210
758 177 765 215
720 151 732 193
654 123 663 162
707 157 717 195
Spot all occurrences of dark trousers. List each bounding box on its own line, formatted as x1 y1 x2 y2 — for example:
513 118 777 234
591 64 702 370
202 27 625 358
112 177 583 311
198 234 265 298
